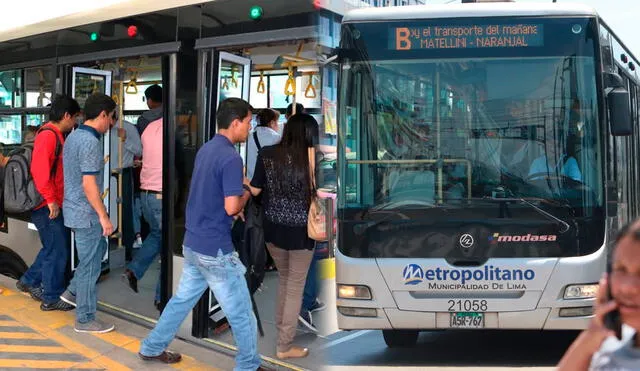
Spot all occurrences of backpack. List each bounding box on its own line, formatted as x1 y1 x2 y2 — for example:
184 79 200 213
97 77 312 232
232 196 267 295
4 127 61 214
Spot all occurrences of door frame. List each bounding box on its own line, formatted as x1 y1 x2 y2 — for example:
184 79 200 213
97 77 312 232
68 66 113 272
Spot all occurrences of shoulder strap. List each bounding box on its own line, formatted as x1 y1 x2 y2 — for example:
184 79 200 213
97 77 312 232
36 126 62 180
308 147 317 193
253 131 262 151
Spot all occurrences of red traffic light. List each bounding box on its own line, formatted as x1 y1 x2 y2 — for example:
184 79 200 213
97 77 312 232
127 25 138 38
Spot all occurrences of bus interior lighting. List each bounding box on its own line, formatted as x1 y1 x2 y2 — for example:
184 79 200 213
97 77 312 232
558 306 594 318
338 306 378 318
338 284 372 300
563 284 599 299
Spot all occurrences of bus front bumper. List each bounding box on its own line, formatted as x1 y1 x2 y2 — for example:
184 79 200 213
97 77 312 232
336 306 592 330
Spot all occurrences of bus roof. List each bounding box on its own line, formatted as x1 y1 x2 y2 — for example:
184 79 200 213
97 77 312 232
0 0 207 43
342 3 598 23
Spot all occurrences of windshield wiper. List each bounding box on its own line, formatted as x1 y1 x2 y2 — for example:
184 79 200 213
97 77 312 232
517 198 570 233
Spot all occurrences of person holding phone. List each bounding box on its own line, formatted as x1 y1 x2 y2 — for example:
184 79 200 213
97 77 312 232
558 219 640 370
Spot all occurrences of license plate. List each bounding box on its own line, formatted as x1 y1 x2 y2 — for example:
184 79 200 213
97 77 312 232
449 312 484 328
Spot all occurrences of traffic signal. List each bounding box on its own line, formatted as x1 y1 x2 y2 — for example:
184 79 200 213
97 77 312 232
90 32 100 42
249 5 263 20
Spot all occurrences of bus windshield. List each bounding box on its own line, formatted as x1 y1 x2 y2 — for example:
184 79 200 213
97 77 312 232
337 17 605 259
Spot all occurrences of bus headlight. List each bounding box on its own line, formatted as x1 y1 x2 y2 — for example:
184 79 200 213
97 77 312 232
338 284 372 300
559 306 594 317
564 284 599 299
338 306 377 317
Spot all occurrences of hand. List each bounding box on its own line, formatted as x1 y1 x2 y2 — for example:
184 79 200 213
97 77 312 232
243 177 251 187
99 215 114 237
234 211 245 222
117 128 126 140
47 202 60 219
584 274 619 346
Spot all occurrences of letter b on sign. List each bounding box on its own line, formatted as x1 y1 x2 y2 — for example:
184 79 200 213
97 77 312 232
396 28 412 50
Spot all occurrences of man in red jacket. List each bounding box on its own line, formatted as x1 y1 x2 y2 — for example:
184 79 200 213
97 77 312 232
16 95 81 311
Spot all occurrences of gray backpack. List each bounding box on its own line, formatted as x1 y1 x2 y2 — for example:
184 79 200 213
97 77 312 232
4 127 61 214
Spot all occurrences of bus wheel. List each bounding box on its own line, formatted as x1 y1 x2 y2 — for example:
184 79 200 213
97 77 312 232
0 251 27 280
382 329 419 348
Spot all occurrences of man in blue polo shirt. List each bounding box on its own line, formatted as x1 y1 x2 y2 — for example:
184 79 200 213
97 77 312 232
59 94 116 334
138 98 262 370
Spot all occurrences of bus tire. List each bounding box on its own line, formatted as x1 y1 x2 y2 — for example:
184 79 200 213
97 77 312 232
0 249 28 280
382 329 419 348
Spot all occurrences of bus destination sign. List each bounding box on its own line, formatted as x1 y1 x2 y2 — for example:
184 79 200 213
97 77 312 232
389 24 543 50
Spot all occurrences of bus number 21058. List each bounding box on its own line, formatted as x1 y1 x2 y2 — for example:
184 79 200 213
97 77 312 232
447 300 488 312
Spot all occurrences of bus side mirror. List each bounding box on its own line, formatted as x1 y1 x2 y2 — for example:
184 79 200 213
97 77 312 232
608 88 632 136
604 72 632 136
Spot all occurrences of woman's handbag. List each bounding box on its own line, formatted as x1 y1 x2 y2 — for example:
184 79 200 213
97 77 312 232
307 147 328 242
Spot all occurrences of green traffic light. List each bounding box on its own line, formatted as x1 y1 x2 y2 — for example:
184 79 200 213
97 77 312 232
90 32 99 42
249 5 263 20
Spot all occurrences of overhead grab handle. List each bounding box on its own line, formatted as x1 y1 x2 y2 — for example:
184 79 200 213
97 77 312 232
125 70 138 94
304 73 316 98
284 66 296 96
231 66 238 88
257 71 266 94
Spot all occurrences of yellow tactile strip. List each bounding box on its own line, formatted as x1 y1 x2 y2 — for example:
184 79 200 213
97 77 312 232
0 286 219 370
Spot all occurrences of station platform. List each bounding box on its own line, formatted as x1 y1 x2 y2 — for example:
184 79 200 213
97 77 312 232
0 275 236 371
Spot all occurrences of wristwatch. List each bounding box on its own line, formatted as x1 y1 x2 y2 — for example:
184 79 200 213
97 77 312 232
242 184 251 193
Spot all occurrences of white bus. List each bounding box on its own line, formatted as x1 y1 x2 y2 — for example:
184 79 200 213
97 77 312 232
333 1 639 347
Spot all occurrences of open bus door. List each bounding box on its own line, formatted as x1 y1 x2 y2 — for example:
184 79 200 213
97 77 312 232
208 51 253 332
69 67 114 275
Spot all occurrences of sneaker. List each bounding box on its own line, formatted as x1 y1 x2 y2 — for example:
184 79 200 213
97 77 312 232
74 320 115 334
121 269 138 293
309 299 326 313
59 290 77 308
298 310 318 333
29 287 44 302
16 280 31 293
133 235 143 249
41 300 75 312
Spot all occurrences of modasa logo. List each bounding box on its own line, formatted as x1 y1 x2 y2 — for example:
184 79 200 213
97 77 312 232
489 233 557 244
402 264 424 285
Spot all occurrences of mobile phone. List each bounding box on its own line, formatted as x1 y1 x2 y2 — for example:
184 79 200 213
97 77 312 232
603 261 622 340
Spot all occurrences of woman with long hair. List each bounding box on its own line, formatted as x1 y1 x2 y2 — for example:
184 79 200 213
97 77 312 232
248 113 319 359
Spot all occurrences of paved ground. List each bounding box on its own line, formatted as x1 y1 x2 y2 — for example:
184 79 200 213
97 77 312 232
0 278 238 370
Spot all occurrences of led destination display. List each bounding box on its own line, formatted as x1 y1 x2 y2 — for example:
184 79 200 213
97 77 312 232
389 24 544 50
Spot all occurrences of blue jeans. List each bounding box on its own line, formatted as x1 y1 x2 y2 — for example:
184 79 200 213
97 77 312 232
140 247 260 371
127 192 161 301
67 222 107 323
20 207 69 304
302 242 325 311
132 193 141 235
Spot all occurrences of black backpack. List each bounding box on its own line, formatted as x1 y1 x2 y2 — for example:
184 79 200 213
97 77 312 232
4 127 61 213
232 197 267 295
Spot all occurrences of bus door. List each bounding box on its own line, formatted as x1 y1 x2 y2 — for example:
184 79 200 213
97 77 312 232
69 67 114 273
214 52 252 163
209 51 251 325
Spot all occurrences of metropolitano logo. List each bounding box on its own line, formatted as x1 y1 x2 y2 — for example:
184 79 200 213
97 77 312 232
403 264 424 285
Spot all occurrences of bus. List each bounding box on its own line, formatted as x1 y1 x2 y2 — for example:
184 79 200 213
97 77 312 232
333 1 638 347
